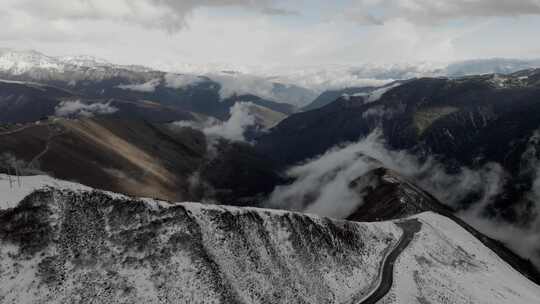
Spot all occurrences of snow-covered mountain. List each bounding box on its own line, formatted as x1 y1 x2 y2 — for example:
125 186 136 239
0 175 539 303
0 49 313 108
3 49 540 110
0 48 156 84
0 48 150 75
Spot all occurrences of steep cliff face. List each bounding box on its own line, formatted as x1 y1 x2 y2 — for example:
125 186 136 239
0 188 400 304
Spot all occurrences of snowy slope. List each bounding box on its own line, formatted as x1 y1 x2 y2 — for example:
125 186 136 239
0 49 63 75
1 176 540 303
380 212 540 304
0 174 91 210
0 49 136 75
0 182 400 304
0 49 156 83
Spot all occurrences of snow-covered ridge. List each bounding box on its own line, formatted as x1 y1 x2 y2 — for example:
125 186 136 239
382 212 540 304
0 49 64 75
1 175 540 303
0 182 400 303
0 49 152 76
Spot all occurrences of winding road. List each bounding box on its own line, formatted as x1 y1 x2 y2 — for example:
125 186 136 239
357 219 422 304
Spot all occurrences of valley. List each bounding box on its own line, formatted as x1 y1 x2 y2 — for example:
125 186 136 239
1 48 540 303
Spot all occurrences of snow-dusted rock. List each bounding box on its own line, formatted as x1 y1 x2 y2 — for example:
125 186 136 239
0 185 399 303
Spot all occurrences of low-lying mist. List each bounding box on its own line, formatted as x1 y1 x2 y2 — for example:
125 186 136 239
266 129 540 267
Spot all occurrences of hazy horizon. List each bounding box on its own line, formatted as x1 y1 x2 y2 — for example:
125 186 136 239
2 0 540 70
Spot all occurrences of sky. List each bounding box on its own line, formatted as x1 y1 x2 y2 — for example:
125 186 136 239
1 0 540 70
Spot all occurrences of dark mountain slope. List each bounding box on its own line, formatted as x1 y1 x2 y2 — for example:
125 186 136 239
0 118 282 204
257 70 540 169
0 81 73 123
301 87 375 111
256 70 540 216
0 80 196 124
1 69 296 121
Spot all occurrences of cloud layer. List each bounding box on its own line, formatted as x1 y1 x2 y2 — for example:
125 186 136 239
9 0 292 32
55 100 118 117
347 0 540 25
3 0 540 70
266 129 540 267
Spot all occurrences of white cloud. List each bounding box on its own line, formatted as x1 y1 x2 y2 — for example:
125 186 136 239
8 0 293 32
267 130 506 217
203 102 256 141
267 127 540 267
164 73 204 89
1 0 540 80
266 132 381 218
208 73 276 100
260 66 396 93
265 129 540 266
55 99 118 117
173 102 256 142
117 78 161 92
346 0 540 25
203 72 315 106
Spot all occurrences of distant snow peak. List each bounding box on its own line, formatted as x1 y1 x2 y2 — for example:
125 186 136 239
57 55 112 67
0 49 145 77
0 49 62 75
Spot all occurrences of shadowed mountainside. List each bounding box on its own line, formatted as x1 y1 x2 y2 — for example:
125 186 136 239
0 117 282 204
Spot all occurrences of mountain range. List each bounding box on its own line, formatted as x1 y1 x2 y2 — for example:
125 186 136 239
2 49 540 303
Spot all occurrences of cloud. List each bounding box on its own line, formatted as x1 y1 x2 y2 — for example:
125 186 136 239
346 0 540 25
266 129 505 216
203 102 256 142
256 64 426 93
265 129 540 268
3 1 540 71
173 102 257 142
164 73 204 89
266 132 382 218
117 78 161 92
205 72 316 106
208 73 276 100
471 130 540 266
55 100 118 117
7 0 294 33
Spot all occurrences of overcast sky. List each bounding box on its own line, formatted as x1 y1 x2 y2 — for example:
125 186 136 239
2 0 540 69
